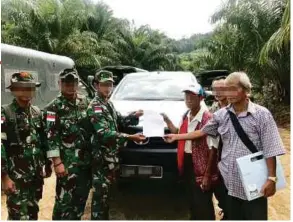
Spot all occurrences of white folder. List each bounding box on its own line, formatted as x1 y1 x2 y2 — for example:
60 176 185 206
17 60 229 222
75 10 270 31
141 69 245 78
236 151 286 201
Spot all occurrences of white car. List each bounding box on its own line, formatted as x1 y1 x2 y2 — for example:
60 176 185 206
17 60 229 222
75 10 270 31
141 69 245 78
110 71 208 181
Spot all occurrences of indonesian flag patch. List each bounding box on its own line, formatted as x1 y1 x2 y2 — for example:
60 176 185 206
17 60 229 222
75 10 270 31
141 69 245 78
94 106 102 113
47 111 56 122
1 117 5 124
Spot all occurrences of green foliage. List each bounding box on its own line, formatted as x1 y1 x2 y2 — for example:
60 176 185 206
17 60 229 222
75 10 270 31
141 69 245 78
185 0 290 104
2 0 290 104
2 0 180 73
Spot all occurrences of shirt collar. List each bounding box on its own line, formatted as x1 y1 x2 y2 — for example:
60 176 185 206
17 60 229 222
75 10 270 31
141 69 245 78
188 106 205 123
226 100 256 116
59 93 80 106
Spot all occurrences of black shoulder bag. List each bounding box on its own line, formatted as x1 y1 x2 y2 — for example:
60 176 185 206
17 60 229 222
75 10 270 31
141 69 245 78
228 110 258 154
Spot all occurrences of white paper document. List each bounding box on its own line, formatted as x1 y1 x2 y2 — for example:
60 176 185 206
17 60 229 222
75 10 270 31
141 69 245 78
142 110 165 137
236 151 286 201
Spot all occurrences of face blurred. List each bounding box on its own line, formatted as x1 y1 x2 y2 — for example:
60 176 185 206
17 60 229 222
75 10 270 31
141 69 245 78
184 91 201 110
95 81 113 98
225 80 247 104
212 80 226 101
11 86 36 103
60 80 78 97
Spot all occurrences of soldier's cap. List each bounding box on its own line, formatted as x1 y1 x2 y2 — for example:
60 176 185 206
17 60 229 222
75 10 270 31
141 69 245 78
6 72 41 89
182 83 206 97
94 70 114 83
59 68 79 81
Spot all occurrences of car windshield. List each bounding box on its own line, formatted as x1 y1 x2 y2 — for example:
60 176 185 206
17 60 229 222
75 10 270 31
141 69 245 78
112 75 195 101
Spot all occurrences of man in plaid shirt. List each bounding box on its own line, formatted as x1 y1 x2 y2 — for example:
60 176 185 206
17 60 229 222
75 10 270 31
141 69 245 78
164 72 285 220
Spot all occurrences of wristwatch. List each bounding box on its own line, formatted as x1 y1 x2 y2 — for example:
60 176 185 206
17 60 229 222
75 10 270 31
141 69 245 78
268 176 278 183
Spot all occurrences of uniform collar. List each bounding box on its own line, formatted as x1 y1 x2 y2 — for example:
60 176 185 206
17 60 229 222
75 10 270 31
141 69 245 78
12 99 30 113
96 93 109 105
59 93 81 106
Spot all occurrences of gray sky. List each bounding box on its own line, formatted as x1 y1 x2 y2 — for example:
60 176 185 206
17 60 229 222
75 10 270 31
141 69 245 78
94 0 224 39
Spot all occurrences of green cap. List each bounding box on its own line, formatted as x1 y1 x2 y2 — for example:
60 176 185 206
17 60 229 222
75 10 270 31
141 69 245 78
95 70 114 83
6 72 41 89
59 68 79 81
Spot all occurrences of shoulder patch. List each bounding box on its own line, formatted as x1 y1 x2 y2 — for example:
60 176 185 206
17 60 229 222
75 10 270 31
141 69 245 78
1 116 5 124
94 106 103 113
46 111 56 122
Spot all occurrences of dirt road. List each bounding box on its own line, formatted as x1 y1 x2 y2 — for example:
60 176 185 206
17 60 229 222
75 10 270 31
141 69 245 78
1 128 290 220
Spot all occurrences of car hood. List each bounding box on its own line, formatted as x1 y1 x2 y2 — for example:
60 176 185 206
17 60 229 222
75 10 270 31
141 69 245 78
111 100 207 128
111 100 188 128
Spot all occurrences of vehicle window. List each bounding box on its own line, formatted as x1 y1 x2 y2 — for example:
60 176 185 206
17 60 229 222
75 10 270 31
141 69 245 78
112 75 195 101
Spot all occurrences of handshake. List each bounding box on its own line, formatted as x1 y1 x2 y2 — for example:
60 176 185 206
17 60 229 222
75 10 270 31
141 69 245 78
161 113 179 143
124 109 146 143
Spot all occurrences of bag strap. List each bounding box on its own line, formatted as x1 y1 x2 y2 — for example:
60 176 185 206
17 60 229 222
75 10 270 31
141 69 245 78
2 104 22 144
2 104 15 121
228 110 258 153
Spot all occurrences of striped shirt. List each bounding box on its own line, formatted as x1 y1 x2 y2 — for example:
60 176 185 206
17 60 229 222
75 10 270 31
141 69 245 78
201 101 286 200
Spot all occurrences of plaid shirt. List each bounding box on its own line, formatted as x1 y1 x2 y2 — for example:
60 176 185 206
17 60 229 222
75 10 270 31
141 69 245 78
202 101 286 200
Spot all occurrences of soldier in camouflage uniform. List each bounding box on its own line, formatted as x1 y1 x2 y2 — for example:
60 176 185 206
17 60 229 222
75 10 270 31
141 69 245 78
87 70 146 220
1 72 52 220
44 68 92 220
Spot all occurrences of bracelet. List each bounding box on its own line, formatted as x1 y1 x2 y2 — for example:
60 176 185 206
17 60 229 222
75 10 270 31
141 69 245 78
54 162 63 167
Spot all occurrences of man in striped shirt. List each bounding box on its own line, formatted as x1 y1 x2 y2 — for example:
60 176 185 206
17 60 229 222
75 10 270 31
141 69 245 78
164 72 285 220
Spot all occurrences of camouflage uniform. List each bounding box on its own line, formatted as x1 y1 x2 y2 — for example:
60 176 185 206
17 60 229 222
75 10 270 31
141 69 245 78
44 70 92 220
87 71 139 220
1 72 49 220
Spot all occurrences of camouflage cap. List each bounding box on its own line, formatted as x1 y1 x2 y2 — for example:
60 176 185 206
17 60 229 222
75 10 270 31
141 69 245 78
95 70 114 83
6 72 41 89
59 68 79 81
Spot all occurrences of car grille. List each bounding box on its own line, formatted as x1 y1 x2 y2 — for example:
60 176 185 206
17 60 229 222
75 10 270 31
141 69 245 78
123 126 176 149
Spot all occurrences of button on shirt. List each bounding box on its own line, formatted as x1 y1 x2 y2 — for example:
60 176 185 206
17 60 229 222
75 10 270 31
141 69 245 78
179 106 219 153
201 101 286 200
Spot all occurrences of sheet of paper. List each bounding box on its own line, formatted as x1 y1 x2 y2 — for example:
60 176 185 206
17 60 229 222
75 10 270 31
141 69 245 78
142 110 165 137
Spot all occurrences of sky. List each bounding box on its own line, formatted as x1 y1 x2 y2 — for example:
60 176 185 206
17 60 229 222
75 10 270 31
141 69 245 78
93 0 224 39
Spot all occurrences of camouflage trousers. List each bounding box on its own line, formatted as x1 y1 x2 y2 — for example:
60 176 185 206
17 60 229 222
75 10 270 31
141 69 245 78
6 179 43 220
52 166 91 220
91 164 117 220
